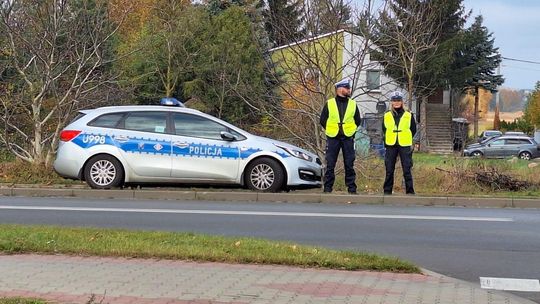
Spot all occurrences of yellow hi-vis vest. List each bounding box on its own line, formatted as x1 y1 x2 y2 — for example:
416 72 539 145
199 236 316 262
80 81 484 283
384 110 413 146
325 98 358 137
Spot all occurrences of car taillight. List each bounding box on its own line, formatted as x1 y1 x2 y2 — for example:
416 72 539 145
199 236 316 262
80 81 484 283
60 130 82 142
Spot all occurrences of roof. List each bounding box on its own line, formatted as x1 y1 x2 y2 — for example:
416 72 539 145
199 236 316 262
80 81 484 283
269 29 353 53
84 105 202 115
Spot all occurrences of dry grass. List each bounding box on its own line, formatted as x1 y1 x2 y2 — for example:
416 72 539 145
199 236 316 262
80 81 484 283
332 153 540 196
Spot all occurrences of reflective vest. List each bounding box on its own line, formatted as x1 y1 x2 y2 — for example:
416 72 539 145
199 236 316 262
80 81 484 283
325 98 357 138
384 110 413 146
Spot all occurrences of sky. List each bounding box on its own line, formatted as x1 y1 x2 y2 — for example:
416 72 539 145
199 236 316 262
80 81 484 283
462 0 540 90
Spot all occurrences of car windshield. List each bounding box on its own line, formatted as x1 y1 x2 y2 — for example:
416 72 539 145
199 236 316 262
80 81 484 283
480 136 499 144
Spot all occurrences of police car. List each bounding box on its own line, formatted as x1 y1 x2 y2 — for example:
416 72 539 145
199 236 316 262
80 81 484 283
53 99 322 192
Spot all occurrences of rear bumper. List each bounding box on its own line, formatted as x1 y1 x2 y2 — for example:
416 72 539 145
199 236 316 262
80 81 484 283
53 142 88 179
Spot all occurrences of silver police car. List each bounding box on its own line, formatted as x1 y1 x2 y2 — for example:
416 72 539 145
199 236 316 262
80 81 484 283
54 101 322 192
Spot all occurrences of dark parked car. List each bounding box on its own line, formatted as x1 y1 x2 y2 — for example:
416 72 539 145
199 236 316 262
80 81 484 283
479 130 502 141
464 135 540 160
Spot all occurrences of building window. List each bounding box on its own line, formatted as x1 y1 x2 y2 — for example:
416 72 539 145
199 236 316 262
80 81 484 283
366 70 381 90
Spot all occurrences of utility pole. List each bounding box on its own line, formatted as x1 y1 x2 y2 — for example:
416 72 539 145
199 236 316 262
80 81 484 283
493 64 501 130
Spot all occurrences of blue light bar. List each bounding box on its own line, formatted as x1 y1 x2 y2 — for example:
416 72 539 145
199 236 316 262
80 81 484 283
160 97 185 107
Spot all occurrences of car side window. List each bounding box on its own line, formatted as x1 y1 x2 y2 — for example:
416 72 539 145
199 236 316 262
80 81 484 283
123 112 168 134
88 113 125 128
173 113 231 140
491 139 505 146
519 139 532 145
505 139 521 145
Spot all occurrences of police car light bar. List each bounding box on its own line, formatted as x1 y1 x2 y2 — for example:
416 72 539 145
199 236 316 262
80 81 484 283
160 97 185 107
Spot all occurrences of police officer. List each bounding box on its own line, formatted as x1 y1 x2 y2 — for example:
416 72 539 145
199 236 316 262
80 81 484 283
382 91 416 195
319 78 361 194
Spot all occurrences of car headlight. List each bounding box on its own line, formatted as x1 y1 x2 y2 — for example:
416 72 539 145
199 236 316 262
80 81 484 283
275 144 313 162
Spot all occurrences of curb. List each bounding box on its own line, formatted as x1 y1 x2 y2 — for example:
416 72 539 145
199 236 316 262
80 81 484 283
420 268 538 304
1 186 539 208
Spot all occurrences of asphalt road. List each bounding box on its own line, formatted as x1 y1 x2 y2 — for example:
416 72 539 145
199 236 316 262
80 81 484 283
1 196 539 303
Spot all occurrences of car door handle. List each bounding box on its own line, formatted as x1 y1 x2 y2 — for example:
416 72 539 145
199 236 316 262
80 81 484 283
173 142 189 148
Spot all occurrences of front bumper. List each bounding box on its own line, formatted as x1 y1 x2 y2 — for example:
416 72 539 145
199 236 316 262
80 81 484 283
283 157 322 187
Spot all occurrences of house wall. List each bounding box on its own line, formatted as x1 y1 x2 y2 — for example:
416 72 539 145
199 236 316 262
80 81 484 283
341 32 412 117
270 31 345 100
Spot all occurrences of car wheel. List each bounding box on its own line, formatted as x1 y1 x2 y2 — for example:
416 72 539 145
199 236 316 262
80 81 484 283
471 151 483 157
84 155 124 189
245 157 285 192
519 151 532 160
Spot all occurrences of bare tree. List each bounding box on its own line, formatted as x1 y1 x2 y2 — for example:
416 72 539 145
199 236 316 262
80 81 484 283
234 0 390 160
374 0 443 149
0 0 128 166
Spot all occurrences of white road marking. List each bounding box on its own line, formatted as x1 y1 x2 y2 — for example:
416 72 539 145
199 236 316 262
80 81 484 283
0 205 513 222
480 277 540 292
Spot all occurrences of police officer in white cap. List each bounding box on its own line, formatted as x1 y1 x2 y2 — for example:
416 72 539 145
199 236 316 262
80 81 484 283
382 91 416 195
319 78 361 194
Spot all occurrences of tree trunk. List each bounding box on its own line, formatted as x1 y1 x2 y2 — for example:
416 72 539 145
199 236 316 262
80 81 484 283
407 79 414 110
474 86 479 138
419 96 428 152
33 121 44 165
493 104 500 130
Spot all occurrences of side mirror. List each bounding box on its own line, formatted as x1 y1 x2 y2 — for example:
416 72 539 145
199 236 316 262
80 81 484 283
487 144 491 147
220 131 236 141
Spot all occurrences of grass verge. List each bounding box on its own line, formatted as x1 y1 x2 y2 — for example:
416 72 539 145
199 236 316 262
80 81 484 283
0 224 418 273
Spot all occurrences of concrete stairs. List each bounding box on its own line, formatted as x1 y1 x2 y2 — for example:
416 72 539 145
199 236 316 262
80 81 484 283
425 104 453 154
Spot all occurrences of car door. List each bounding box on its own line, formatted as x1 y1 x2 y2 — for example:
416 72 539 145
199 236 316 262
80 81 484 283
504 138 521 157
113 111 172 177
484 139 506 157
170 112 241 181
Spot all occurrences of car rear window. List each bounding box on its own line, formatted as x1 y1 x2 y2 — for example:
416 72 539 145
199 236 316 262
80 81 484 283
70 112 86 124
88 113 126 128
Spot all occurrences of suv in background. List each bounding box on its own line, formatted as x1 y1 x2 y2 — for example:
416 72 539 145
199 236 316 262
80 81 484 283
464 135 540 160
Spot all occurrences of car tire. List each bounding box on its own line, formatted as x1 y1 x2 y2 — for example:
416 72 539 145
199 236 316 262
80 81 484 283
84 154 124 189
519 151 532 160
471 151 483 157
245 157 285 192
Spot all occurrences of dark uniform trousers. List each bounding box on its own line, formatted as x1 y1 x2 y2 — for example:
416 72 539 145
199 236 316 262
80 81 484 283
383 145 415 194
324 136 356 192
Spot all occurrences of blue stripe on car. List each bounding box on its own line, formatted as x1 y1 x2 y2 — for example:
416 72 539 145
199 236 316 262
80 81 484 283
71 133 290 160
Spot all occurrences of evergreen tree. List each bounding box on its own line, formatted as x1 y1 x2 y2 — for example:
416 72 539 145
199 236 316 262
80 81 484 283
460 15 504 137
305 0 352 35
189 6 271 126
416 0 471 91
373 0 444 106
461 15 504 93
263 0 303 46
375 0 471 98
206 0 247 15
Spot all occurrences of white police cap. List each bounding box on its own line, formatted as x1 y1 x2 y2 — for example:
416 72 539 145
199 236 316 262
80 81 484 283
390 91 404 100
334 78 351 89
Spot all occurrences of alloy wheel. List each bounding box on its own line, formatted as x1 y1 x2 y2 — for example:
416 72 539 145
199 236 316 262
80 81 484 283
250 164 275 190
89 159 117 186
